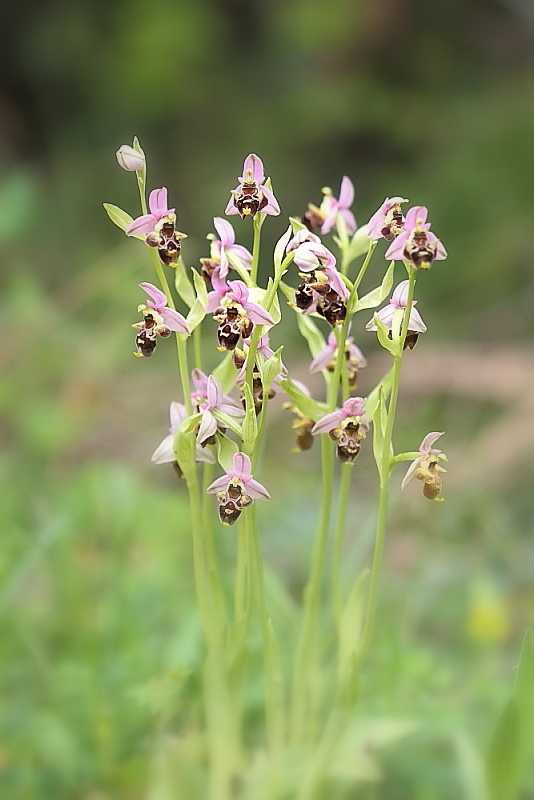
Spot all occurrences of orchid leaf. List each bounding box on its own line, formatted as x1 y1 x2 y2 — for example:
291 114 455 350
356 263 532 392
280 379 328 421
352 261 395 314
216 433 239 472
174 260 196 307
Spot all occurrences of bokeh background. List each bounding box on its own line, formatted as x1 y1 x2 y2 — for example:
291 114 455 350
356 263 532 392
2 0 534 797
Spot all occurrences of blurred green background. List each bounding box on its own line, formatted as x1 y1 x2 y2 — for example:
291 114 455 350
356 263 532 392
2 0 534 797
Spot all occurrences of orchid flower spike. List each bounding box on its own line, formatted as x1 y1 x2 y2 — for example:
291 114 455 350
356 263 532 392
367 196 409 241
151 401 215 479
366 280 426 350
206 272 275 351
133 283 190 356
207 452 270 526
225 154 280 219
191 374 244 445
208 217 252 278
320 176 357 235
385 206 447 269
309 329 367 390
401 432 447 501
292 241 349 327
126 187 187 267
312 397 369 464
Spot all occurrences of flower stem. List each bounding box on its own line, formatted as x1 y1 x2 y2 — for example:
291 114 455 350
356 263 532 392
331 464 353 622
202 461 227 629
250 214 262 284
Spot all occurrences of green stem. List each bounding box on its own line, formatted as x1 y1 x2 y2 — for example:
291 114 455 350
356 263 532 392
331 465 353 622
290 436 334 745
250 215 262 284
193 324 203 371
202 461 227 629
355 265 416 667
187 465 214 644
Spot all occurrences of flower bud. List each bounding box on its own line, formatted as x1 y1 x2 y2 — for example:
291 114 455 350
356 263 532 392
116 144 145 172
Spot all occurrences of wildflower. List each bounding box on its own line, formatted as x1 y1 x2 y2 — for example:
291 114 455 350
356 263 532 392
365 280 426 350
401 432 447 501
225 154 280 219
116 144 145 172
287 229 321 253
312 397 369 463
309 328 367 390
320 176 357 235
206 271 274 351
133 283 190 356
283 382 315 452
207 217 252 278
293 242 349 327
367 196 409 241
126 187 187 266
385 206 447 269
207 452 270 526
151 401 215 478
190 373 244 444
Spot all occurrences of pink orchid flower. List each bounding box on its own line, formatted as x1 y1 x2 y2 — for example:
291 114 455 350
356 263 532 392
287 229 321 252
151 402 215 466
365 280 426 336
236 333 287 386
126 188 175 236
312 397 368 436
385 206 447 269
401 432 447 501
309 329 367 374
207 452 270 525
367 196 409 241
139 283 190 335
211 217 252 278
191 374 244 444
225 154 280 218
321 176 357 235
293 242 349 300
206 274 274 327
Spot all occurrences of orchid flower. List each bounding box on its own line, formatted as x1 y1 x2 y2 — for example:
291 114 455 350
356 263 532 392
191 374 244 444
287 229 321 252
309 329 367 374
401 432 447 501
312 397 369 463
126 188 175 236
385 206 447 269
293 242 349 300
116 144 145 172
209 217 252 278
366 280 426 349
367 196 409 241
207 452 270 525
151 402 215 469
138 283 190 335
320 176 357 235
225 154 280 218
235 333 287 386
206 275 274 326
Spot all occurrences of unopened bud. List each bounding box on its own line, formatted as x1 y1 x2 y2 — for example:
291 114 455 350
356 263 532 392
116 144 145 172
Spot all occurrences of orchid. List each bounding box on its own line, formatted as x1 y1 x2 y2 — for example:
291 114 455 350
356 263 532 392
116 144 145 172
367 196 409 241
206 272 275 351
207 452 270 525
312 397 369 463
208 217 252 278
235 333 287 387
366 280 426 349
385 206 447 269
287 229 321 252
151 401 215 473
126 188 175 236
401 432 447 501
225 154 280 218
138 283 190 334
190 374 244 444
309 329 367 384
320 176 357 235
293 242 349 301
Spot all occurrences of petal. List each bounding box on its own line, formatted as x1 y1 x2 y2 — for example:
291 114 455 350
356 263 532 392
232 452 252 480
245 478 271 501
229 243 253 265
151 434 175 464
408 306 427 333
420 431 444 454
149 187 169 218
191 369 209 396
197 410 218 444
228 280 249 306
241 154 265 184
212 267 229 296
341 209 357 235
309 345 334 373
196 445 216 464
225 193 240 215
139 282 167 311
347 342 367 367
213 216 235 247
325 266 349 299
391 280 410 308
385 233 408 260
169 401 187 432
206 475 230 494
365 305 395 331
342 397 366 416
126 214 157 236
405 206 428 230
244 301 275 327
338 176 355 209
206 375 223 408
320 207 338 235
162 308 190 335
401 457 421 490
260 185 280 215
312 410 343 435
